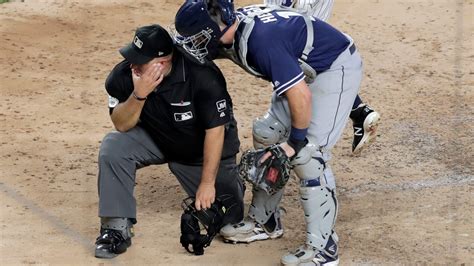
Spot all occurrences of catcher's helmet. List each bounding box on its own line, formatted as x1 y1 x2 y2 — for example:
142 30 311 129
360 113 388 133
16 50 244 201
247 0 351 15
174 0 236 62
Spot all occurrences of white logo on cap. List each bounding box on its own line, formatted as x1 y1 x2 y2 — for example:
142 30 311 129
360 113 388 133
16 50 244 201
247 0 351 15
134 36 143 49
158 51 164 56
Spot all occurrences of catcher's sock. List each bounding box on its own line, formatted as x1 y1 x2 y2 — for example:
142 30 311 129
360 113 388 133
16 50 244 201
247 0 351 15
352 95 362 110
350 103 366 121
263 213 277 232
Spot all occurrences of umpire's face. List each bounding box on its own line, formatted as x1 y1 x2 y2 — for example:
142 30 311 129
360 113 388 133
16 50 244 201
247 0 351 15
131 53 173 77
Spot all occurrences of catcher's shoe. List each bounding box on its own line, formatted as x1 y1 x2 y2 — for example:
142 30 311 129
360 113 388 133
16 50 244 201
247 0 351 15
281 233 339 266
350 104 380 155
95 228 132 259
220 216 283 243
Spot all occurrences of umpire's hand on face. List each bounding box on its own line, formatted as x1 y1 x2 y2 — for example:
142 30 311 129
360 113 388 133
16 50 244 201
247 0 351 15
131 61 165 98
195 182 216 211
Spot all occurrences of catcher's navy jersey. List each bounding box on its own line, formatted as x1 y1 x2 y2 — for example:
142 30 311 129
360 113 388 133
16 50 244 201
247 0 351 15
236 6 350 96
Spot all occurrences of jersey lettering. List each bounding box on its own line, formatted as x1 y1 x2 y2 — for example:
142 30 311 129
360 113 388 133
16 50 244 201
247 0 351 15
258 13 277 23
241 6 277 24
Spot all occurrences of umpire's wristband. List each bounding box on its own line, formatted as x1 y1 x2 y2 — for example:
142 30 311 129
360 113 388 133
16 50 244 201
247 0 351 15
132 91 147 101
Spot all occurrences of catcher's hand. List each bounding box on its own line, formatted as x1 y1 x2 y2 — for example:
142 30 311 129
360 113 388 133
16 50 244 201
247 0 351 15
239 145 291 194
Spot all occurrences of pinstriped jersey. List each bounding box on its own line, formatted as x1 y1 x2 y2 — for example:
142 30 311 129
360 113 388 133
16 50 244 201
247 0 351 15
263 0 334 22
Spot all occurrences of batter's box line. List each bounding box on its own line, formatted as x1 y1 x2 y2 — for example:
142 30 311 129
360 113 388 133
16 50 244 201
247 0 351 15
0 181 124 265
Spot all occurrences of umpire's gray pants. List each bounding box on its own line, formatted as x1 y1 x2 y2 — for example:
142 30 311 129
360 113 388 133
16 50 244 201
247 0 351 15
97 126 244 224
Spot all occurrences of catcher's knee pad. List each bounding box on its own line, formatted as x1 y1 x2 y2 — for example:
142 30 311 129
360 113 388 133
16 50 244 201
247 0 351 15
248 187 284 225
252 113 289 149
300 185 338 250
291 144 326 185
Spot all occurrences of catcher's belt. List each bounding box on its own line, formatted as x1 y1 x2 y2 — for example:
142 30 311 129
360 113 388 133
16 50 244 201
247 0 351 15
239 145 291 194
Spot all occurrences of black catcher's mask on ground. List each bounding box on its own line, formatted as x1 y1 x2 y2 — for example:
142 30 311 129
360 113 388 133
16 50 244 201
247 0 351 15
179 194 236 255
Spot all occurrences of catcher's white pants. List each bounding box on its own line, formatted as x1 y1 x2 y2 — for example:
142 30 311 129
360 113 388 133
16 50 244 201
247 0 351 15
268 42 362 189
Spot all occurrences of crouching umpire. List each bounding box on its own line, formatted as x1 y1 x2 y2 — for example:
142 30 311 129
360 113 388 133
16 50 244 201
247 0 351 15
94 24 244 258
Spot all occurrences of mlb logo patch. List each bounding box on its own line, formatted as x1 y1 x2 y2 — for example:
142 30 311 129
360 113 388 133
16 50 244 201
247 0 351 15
216 100 227 112
174 111 193 122
134 36 143 49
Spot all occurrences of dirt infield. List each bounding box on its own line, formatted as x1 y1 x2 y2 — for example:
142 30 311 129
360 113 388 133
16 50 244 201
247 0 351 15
0 0 472 265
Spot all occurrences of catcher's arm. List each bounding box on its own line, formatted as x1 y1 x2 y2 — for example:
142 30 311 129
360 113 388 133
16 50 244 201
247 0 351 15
260 80 311 162
285 80 312 133
195 125 225 210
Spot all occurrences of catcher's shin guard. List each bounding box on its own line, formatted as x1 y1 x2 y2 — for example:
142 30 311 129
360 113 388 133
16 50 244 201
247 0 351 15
292 144 338 250
300 184 338 250
248 187 284 227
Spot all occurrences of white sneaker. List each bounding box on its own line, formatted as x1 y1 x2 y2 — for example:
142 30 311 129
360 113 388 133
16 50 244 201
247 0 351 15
281 234 339 266
220 217 283 243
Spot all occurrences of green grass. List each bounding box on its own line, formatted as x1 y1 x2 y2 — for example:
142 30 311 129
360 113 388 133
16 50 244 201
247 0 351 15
0 0 10 3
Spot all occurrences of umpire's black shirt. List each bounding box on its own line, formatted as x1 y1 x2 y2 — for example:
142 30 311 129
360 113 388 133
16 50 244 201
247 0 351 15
105 48 240 164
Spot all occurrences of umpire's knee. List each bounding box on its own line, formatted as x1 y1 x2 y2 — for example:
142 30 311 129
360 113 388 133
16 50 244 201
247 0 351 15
99 131 129 164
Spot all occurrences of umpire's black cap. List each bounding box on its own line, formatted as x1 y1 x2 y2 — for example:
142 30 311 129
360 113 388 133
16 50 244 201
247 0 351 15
119 24 173 65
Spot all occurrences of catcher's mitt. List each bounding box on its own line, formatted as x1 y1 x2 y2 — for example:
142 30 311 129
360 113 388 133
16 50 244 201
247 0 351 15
239 145 291 194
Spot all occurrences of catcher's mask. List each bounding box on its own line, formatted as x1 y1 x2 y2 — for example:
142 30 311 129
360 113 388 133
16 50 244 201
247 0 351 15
180 194 235 255
174 0 236 62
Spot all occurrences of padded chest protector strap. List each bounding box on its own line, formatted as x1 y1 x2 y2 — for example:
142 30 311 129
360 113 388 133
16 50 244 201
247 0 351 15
229 5 317 83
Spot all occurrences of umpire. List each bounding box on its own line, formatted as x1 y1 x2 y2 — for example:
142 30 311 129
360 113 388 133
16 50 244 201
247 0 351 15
94 24 244 258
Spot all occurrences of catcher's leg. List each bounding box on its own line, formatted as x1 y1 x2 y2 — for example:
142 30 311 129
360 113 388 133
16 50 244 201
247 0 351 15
220 113 287 243
281 144 339 265
220 187 285 243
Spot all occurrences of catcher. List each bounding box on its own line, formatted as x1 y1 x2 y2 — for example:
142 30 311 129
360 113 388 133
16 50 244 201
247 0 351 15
94 24 244 258
174 1 376 265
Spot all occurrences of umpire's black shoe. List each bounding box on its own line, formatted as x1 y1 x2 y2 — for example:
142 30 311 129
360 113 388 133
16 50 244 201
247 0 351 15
95 228 132 259
350 104 380 155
